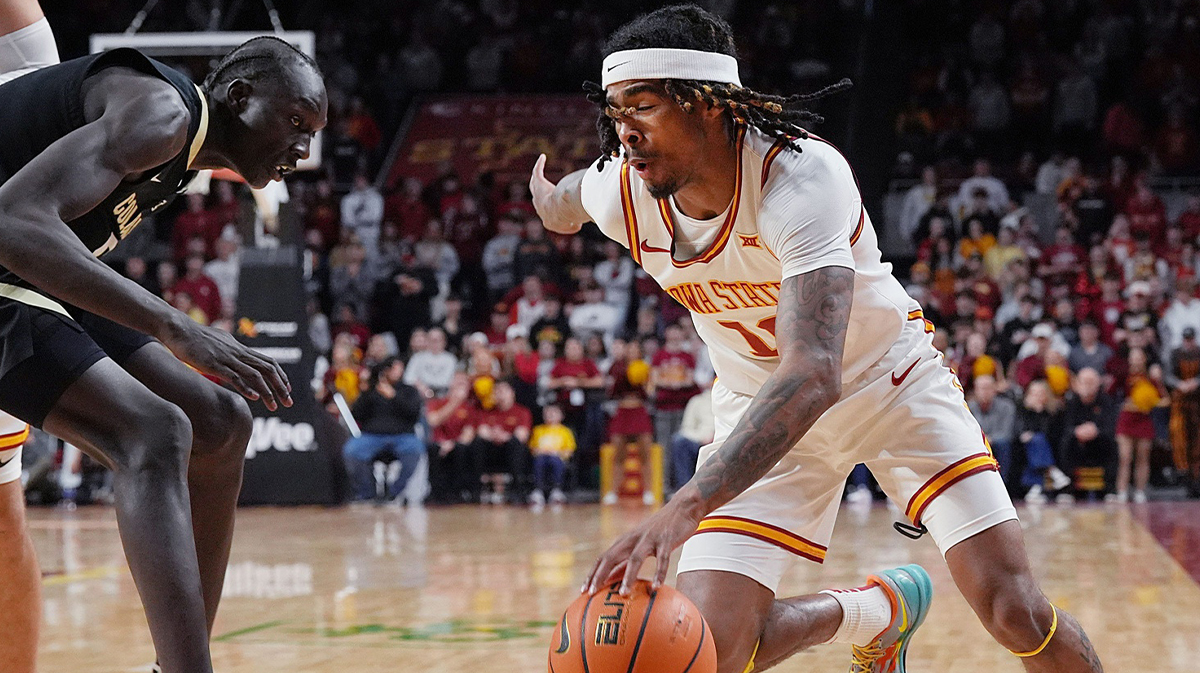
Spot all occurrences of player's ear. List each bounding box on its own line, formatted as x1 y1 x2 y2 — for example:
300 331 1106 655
225 79 253 114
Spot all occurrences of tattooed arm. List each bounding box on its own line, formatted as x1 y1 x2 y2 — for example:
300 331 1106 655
585 266 854 593
678 265 853 512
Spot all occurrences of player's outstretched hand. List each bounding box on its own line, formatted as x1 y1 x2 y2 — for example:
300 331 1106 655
161 318 293 411
530 154 584 236
583 497 703 597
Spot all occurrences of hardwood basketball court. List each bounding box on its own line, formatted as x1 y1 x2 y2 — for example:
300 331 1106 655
32 500 1200 672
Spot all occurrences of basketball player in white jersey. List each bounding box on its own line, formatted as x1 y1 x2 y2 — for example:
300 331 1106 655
533 6 1102 673
0 2 58 670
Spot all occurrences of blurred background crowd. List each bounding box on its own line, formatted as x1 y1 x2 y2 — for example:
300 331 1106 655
23 0 1200 508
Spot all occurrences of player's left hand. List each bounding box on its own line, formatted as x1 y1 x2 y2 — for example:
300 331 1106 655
583 496 703 596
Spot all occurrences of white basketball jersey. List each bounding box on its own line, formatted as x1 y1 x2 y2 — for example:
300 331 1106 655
580 125 918 396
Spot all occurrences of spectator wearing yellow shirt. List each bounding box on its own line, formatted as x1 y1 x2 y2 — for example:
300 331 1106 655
529 404 575 506
983 226 1026 279
958 217 997 263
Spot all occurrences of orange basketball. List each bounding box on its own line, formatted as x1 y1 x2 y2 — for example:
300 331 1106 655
548 580 717 673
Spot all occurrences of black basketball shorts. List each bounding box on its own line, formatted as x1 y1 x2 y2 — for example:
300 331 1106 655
0 292 155 427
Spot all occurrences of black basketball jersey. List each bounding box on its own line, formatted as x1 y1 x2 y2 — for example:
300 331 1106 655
0 48 206 284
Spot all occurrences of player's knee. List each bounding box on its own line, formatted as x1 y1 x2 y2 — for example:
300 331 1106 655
977 576 1050 648
111 401 192 477
192 388 253 460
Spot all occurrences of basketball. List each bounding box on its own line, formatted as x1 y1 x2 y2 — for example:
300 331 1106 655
548 580 716 673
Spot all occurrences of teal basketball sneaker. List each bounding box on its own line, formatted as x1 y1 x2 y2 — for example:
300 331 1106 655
849 564 934 673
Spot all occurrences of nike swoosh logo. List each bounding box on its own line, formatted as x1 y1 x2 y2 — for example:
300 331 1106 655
639 239 671 254
891 358 920 386
607 60 631 72
0 455 14 469
149 174 162 183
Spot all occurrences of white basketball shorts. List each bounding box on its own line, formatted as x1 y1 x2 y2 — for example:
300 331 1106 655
0 16 58 84
677 311 1017 593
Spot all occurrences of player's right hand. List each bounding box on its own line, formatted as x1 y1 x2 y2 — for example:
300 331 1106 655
161 318 293 411
530 154 584 235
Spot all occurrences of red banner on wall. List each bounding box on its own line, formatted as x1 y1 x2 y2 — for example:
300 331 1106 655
385 95 600 190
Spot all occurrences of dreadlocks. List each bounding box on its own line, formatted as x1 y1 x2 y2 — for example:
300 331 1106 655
587 4 851 169
202 35 320 91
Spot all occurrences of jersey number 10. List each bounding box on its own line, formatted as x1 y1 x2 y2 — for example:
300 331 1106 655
718 317 778 358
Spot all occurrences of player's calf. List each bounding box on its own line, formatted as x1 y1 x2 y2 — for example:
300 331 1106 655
946 521 1103 672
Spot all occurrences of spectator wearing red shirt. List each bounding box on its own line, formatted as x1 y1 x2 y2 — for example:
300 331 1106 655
1154 106 1200 176
504 325 541 415
605 341 655 505
1041 226 1086 285
1176 194 1200 242
494 180 536 222
304 180 340 250
1091 276 1125 346
1124 179 1168 246
1013 323 1056 389
384 177 431 243
331 304 371 353
345 97 382 153
171 254 222 323
473 381 532 504
651 324 700 447
172 193 220 262
547 337 604 461
426 373 479 503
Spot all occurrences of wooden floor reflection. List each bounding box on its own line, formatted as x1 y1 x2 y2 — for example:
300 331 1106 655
30 500 1200 672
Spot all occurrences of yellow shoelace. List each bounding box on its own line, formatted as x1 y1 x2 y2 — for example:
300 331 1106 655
850 641 898 672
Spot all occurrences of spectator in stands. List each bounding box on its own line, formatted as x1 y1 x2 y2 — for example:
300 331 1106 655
124 256 157 296
1069 321 1113 373
361 332 398 371
331 304 371 352
1125 178 1168 245
1154 105 1199 175
1035 152 1066 195
969 375 1016 480
173 253 222 324
504 325 540 415
404 327 457 397
1167 328 1200 497
443 193 491 302
569 282 623 341
412 220 460 296
528 404 575 506
1118 281 1158 342
604 340 656 505
481 213 523 302
957 158 1011 216
547 337 604 464
1014 379 1071 502
530 295 569 349
958 219 996 263
345 96 382 155
1059 367 1119 499
329 241 376 321
514 217 561 283
172 193 218 262
373 254 437 347
341 173 385 261
670 379 714 489
1014 322 1057 389
204 231 240 308
509 275 549 330
1052 297 1081 346
899 166 938 245
474 380 532 505
342 358 425 503
593 240 634 323
651 324 700 448
1051 59 1098 153
435 294 465 355
1114 347 1166 503
1069 178 1115 245
385 177 431 244
1161 274 1200 351
1176 194 1200 242
426 372 478 503
984 225 1024 279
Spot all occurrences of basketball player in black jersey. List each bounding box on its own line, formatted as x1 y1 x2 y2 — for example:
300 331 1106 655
0 1 327 670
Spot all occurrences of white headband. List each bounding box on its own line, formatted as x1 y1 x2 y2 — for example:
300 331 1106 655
601 48 741 88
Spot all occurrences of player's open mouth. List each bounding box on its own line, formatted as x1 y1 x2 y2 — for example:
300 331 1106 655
273 164 295 180
632 159 650 175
